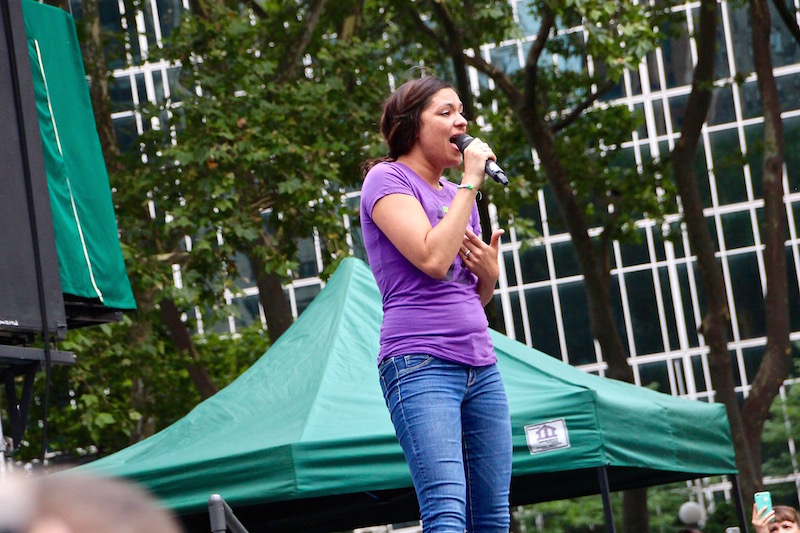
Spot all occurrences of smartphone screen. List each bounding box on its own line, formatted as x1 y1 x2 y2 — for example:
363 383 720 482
755 491 774 522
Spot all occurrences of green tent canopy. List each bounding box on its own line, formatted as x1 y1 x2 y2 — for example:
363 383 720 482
21 0 135 313
81 258 737 532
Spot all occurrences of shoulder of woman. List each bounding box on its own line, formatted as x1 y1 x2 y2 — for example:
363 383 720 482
365 161 412 186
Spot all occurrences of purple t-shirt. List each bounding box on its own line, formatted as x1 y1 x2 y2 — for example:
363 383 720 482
360 161 496 367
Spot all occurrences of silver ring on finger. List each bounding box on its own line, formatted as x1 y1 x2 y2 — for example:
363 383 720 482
464 249 471 259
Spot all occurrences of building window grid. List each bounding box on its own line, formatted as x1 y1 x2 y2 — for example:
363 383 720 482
471 1 711 379
442 0 799 499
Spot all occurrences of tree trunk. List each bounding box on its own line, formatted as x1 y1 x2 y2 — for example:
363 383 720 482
741 0 792 499
159 298 219 399
622 488 649 533
519 106 631 381
249 253 293 342
519 101 645 533
669 0 763 503
515 35 648 528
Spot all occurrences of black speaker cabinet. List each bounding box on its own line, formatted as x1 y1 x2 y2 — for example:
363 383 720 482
0 0 67 345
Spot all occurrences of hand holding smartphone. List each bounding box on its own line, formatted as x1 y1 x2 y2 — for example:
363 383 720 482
755 491 774 523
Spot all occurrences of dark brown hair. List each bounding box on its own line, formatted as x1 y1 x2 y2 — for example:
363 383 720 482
362 76 455 176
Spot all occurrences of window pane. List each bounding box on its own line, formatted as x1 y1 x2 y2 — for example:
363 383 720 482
783 116 800 193
728 253 765 339
769 1 800 68
233 294 261 329
676 263 700 348
295 285 321 316
721 210 755 250
490 44 521 73
113 115 138 151
293 237 319 279
638 361 670 393
618 230 649 267
231 252 256 291
503 251 517 288
98 0 120 31
156 0 184 38
729 5 753 74
691 355 708 393
661 17 692 88
788 247 800 332
658 267 680 351
509 292 525 344
520 245 549 284
558 281 594 365
742 345 766 384
739 81 762 121
525 286 560 357
552 241 581 278
489 294 506 336
542 187 566 234
776 71 800 113
625 270 664 355
708 86 736 126
516 0 540 35
650 99 668 137
110 76 133 112
518 200 543 232
710 128 748 205
669 93 689 131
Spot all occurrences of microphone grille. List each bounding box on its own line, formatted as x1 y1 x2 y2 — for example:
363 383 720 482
452 134 473 152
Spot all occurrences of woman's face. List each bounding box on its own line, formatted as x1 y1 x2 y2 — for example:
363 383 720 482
770 521 800 533
414 88 468 170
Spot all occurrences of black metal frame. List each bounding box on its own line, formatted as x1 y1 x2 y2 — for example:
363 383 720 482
0 0 76 455
596 466 749 533
0 347 74 449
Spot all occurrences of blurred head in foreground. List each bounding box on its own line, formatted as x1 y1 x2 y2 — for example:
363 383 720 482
0 470 182 533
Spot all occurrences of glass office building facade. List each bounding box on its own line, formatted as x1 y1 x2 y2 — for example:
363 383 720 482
85 0 800 505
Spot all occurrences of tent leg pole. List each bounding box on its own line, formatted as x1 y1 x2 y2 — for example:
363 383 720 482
731 474 748 533
598 466 616 533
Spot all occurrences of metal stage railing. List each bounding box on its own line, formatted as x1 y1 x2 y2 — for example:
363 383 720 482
208 494 250 533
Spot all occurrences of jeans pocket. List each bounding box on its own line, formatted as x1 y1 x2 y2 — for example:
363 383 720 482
397 354 434 378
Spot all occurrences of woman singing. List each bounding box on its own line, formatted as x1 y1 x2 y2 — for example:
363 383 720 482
360 76 512 532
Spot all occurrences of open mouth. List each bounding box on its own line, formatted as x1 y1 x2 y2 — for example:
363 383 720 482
450 134 470 152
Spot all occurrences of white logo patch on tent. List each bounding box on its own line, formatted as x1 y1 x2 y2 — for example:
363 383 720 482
525 418 570 454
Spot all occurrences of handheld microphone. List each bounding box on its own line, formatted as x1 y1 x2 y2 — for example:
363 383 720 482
452 133 508 186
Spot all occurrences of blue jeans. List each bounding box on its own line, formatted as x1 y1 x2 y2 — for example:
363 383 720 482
379 354 512 533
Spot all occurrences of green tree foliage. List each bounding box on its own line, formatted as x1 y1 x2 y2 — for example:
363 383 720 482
704 500 739 532
512 481 696 532
12 319 267 464
132 1 388 306
14 0 416 465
